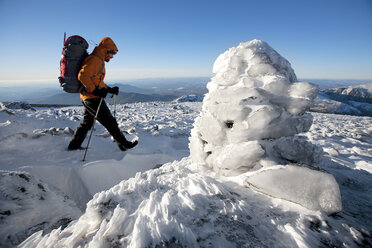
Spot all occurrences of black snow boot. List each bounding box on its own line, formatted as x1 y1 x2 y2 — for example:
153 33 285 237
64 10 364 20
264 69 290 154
118 140 138 151
67 140 84 150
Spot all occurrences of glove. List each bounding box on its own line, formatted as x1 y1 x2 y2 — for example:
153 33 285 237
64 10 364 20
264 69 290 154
107 86 119 95
93 87 108 98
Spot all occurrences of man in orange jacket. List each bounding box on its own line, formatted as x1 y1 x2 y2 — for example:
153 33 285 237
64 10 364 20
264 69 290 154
68 37 138 151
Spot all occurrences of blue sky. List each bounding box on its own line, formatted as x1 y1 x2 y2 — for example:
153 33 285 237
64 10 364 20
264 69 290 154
0 0 371 84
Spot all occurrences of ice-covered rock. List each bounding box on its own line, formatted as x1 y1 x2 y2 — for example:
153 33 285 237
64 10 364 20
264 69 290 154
245 165 342 215
189 39 342 214
189 39 319 172
32 127 74 138
0 101 35 111
0 171 81 247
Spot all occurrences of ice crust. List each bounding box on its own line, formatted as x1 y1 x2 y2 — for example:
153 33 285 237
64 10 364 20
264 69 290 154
189 39 342 213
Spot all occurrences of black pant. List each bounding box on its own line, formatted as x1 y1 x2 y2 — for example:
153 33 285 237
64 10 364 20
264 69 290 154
69 98 128 148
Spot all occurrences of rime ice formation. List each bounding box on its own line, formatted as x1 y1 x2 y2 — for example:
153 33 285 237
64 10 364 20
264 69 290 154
189 39 320 173
0 171 81 247
189 40 342 214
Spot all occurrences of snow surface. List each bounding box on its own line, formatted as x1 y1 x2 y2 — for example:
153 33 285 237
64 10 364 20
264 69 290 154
1 40 371 247
0 101 371 247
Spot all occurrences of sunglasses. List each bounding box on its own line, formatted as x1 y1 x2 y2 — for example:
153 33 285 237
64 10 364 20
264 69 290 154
107 49 117 55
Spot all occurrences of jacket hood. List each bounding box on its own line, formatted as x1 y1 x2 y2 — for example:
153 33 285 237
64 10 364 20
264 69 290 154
98 37 118 52
91 46 107 60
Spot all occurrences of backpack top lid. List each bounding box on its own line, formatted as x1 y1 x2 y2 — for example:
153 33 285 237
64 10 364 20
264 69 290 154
63 35 89 58
64 35 89 50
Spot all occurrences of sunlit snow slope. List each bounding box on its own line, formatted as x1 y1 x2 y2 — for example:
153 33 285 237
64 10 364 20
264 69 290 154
0 101 371 247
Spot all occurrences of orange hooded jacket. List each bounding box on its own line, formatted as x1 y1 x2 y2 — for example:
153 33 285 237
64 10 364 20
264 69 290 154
78 37 119 100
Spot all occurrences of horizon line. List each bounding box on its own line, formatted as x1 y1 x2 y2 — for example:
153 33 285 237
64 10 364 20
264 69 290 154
1 77 372 83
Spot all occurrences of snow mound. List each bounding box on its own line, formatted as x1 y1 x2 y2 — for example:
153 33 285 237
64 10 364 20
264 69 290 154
21 159 366 248
0 171 81 247
23 159 273 248
189 39 341 214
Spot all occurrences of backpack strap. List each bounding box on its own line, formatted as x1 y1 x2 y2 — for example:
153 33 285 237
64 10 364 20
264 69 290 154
91 54 104 76
90 54 105 88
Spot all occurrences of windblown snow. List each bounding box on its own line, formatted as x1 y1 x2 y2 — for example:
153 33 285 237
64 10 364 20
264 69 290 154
0 40 371 247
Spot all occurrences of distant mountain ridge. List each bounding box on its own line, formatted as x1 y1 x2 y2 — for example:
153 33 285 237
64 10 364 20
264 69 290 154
0 78 209 103
322 83 372 103
1 80 372 116
311 83 372 116
36 91 179 105
173 94 204 103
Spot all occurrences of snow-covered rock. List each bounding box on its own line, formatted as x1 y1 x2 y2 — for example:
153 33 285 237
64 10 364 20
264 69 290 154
189 39 342 214
189 40 319 171
174 94 204 103
0 171 81 247
0 101 35 111
245 165 342 215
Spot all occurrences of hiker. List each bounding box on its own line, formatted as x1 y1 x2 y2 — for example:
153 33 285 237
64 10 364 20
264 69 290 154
68 37 138 151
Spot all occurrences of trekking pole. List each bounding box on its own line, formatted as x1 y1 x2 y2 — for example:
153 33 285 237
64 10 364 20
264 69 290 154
82 98 104 162
114 94 117 119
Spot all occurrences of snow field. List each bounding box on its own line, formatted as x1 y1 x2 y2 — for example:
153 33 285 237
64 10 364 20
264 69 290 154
1 102 371 247
0 102 199 204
